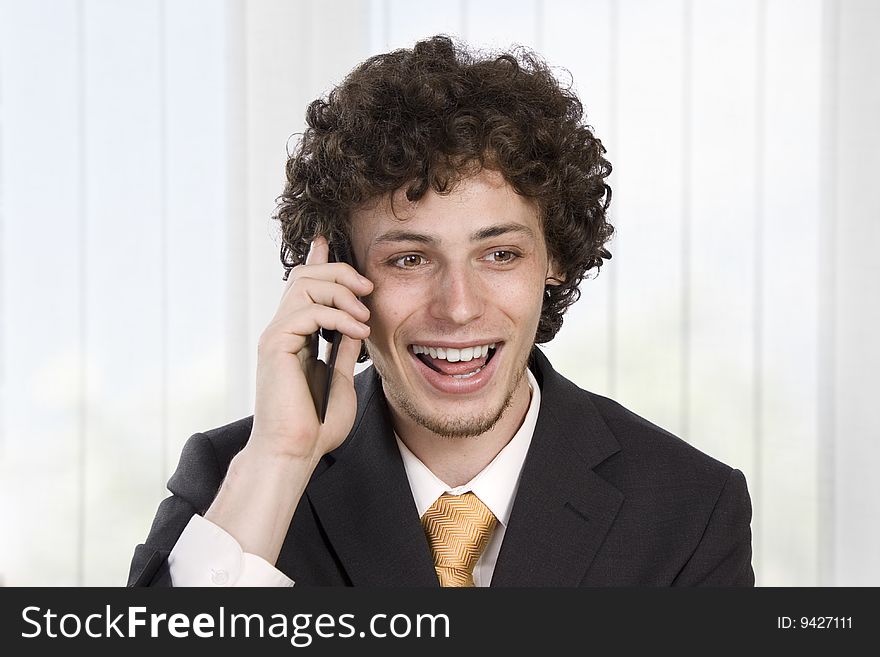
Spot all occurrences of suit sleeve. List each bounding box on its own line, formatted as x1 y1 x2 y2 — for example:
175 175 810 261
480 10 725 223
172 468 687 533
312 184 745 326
672 468 755 587
127 432 224 586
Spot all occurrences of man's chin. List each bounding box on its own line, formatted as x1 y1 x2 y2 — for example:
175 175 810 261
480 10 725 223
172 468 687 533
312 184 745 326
372 342 530 439
401 404 508 439
389 377 523 439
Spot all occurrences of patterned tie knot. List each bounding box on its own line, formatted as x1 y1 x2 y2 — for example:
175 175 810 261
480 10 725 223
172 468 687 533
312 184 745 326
421 492 498 587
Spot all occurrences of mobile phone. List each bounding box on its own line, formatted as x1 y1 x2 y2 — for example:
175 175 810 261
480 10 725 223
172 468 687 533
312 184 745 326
318 241 353 423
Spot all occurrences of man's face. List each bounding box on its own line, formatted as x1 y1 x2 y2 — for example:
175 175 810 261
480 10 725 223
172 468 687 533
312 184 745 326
350 169 553 438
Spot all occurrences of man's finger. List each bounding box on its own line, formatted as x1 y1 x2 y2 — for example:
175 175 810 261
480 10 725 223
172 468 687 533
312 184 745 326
305 235 330 266
282 236 329 296
277 304 371 341
324 335 363 421
333 335 363 384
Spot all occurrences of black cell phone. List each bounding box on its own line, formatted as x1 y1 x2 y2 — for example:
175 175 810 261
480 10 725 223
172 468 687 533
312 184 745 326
318 241 353 423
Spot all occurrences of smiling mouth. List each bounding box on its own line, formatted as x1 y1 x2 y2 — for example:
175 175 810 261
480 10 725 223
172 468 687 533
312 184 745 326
410 343 500 378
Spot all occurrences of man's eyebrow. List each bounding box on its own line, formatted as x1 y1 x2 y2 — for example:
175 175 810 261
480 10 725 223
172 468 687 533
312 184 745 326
372 230 437 246
471 222 536 241
372 222 536 247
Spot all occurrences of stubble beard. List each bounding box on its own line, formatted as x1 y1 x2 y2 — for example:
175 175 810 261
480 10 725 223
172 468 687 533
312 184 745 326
372 343 532 439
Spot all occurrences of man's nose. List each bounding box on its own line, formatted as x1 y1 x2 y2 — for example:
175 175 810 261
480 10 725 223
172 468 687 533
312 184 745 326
428 264 486 325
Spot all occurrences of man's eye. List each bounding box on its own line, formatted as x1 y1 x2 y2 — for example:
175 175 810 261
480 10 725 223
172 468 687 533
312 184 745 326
486 250 517 264
394 254 427 268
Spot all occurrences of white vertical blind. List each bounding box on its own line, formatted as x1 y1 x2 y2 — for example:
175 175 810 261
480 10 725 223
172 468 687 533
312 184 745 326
687 0 759 505
80 0 165 584
1 0 878 586
759 0 824 586
613 0 687 437
0 0 84 586
540 0 615 396
832 0 880 586
462 0 539 47
384 0 463 49
162 0 235 488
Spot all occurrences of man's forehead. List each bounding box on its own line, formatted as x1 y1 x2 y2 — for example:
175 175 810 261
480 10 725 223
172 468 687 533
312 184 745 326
350 170 540 246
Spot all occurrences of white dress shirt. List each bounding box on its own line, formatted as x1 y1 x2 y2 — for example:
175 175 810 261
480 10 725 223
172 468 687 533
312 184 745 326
168 369 541 587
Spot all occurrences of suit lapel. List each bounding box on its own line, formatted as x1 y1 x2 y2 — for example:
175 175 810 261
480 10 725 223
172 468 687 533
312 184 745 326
306 368 439 586
490 349 624 586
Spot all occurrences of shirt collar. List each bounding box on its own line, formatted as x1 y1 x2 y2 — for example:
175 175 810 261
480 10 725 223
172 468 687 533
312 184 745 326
395 368 541 527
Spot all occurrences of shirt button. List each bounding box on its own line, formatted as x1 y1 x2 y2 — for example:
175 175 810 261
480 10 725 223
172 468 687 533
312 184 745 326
211 569 229 586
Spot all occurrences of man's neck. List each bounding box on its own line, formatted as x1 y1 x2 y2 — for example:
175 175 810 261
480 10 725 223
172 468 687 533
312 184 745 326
389 374 533 487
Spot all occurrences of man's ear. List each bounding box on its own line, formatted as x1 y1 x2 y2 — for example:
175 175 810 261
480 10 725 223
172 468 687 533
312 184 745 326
545 259 565 287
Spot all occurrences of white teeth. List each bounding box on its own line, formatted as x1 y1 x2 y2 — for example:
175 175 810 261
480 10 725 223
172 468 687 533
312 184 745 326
452 367 483 379
412 342 497 362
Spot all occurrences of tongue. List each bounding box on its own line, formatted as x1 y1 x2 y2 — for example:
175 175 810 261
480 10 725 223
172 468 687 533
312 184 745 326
424 353 489 376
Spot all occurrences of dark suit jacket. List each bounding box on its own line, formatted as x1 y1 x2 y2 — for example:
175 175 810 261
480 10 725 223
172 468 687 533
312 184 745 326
128 348 754 586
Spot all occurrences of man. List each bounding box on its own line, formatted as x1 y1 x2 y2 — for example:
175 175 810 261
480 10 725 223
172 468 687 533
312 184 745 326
129 36 754 587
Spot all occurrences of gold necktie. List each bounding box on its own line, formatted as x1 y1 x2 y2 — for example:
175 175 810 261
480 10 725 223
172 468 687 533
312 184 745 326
421 492 498 587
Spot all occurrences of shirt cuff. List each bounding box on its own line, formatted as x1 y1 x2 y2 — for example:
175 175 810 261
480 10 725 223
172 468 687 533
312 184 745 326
168 514 295 587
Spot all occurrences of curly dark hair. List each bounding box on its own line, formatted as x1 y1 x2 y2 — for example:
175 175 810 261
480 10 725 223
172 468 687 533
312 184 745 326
275 35 612 358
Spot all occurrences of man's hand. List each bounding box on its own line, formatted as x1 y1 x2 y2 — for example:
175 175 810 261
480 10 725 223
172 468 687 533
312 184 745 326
252 235 373 463
204 235 373 565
